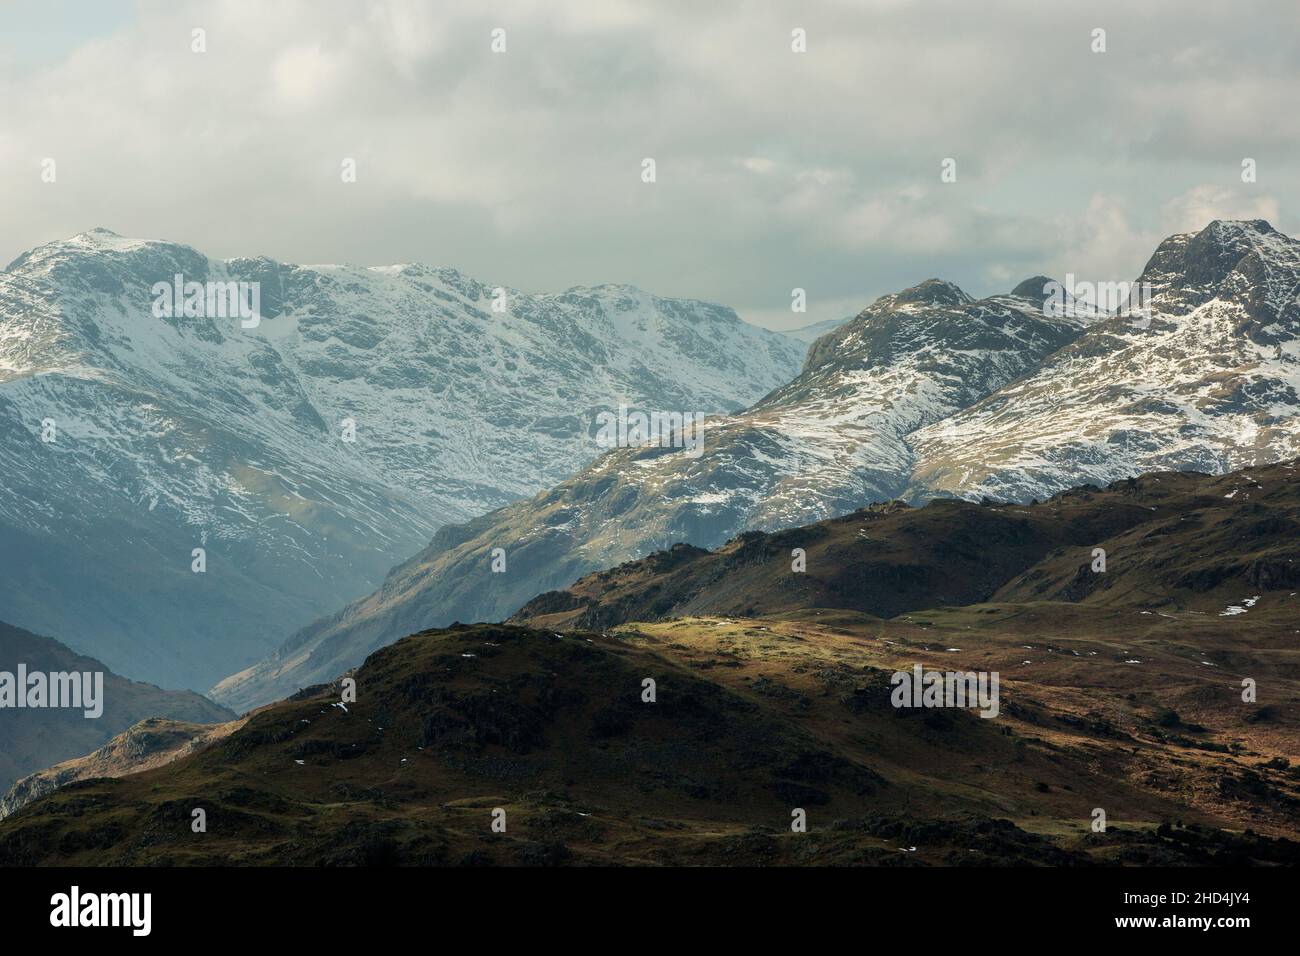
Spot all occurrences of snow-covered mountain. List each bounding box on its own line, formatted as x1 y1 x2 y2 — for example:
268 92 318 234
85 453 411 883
0 229 802 689
213 274 1091 708
908 219 1300 498
218 219 1300 711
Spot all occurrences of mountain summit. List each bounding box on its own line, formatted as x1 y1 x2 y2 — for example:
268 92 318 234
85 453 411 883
908 219 1300 499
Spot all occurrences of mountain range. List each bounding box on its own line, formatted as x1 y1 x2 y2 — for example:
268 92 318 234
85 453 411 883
3 458 1297 864
219 219 1300 710
0 229 802 689
908 220 1300 499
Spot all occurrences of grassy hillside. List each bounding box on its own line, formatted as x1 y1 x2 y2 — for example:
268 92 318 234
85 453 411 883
2 619 1295 865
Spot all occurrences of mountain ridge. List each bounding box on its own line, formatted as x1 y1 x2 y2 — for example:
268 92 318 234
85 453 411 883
0 229 802 688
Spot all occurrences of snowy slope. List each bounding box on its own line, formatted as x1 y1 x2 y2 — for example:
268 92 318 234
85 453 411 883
908 220 1300 500
0 229 802 688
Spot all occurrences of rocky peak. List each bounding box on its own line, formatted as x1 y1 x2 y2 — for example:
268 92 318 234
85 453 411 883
1182 219 1279 287
1140 219 1288 297
1009 275 1058 303
888 278 972 308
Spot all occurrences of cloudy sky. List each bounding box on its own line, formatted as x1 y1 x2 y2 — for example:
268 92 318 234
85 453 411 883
1 0 1297 330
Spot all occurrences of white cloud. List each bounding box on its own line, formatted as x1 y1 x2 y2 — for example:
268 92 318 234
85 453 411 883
1160 184 1281 235
1048 194 1161 287
0 0 1296 325
270 44 341 108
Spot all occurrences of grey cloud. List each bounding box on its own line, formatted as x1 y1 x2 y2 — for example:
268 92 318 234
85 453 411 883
0 0 1296 330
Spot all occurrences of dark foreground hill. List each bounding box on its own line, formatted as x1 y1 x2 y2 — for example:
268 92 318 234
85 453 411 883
2 617 1296 866
512 460 1300 630
0 621 235 796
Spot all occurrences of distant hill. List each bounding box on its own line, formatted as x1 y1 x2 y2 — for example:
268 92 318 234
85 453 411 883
217 275 1088 709
1 715 244 819
512 459 1300 630
784 315 852 343
0 620 235 795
